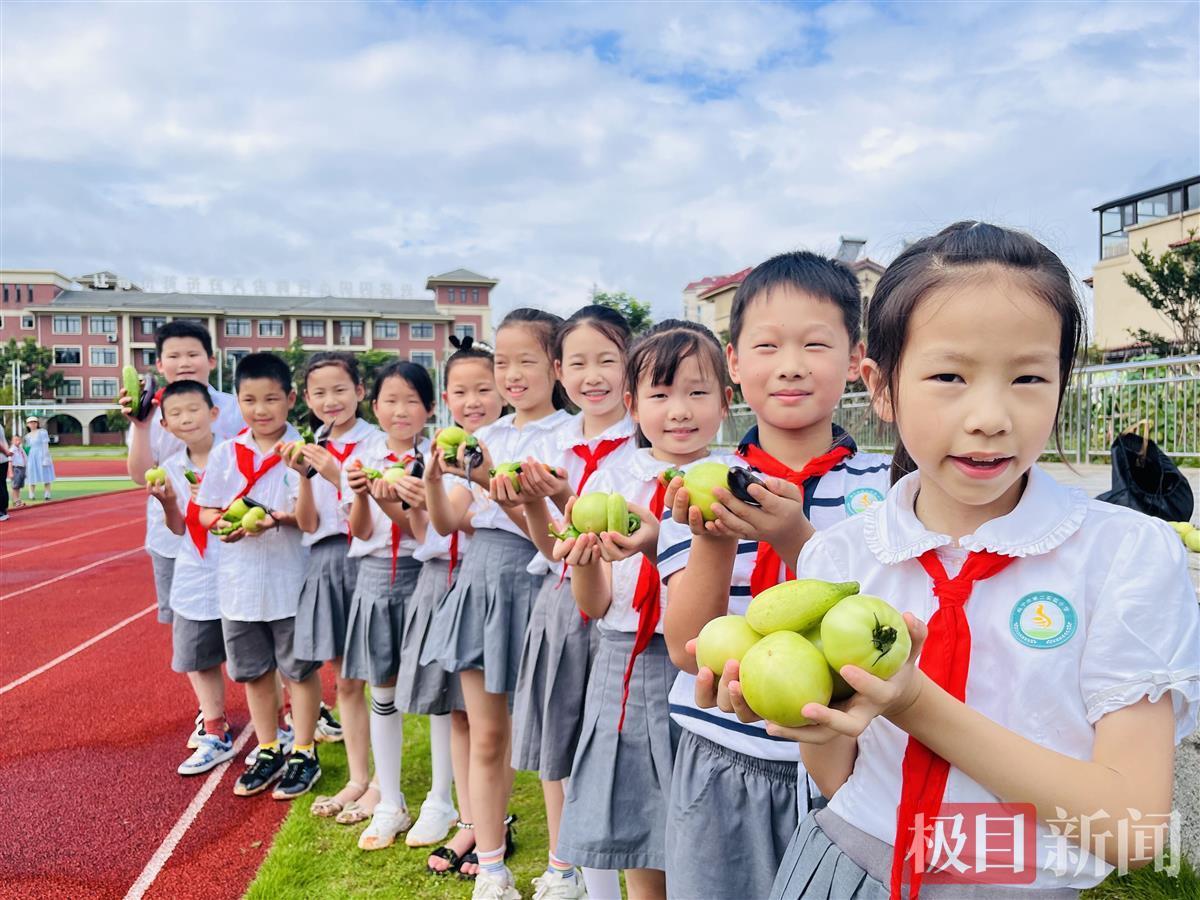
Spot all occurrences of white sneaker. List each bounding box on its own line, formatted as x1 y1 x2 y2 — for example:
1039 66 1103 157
186 711 205 749
178 732 236 775
357 802 414 850
532 871 588 900
405 794 458 846
472 869 520 900
244 726 294 765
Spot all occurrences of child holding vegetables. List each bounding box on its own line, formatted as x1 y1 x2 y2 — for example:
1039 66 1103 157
711 222 1200 899
660 252 891 900
422 308 574 900
552 319 735 900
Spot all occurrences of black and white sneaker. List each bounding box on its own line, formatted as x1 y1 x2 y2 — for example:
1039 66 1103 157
272 749 322 800
234 747 287 797
315 703 344 743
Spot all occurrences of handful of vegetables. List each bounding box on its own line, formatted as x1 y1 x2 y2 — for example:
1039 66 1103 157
549 492 640 540
488 461 565 492
123 365 158 421
362 454 425 508
212 497 269 535
661 462 767 521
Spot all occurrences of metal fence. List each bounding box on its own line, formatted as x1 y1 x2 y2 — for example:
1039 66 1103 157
719 355 1200 462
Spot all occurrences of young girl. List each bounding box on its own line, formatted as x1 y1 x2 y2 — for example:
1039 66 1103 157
286 352 381 821
512 304 638 900
708 222 1200 898
423 308 574 900
403 337 502 867
554 320 735 900
341 361 433 850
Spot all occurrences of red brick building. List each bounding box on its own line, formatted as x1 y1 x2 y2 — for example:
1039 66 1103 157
0 267 498 442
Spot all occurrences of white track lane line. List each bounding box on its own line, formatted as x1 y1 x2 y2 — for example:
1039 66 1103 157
123 724 255 900
0 547 143 601
0 495 142 536
0 603 156 695
0 518 142 561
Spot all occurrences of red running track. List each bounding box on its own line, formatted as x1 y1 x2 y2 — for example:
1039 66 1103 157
0 491 304 900
45 458 130 478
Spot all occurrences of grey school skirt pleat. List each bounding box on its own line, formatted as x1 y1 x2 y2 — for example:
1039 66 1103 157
294 534 359 663
419 529 541 696
511 570 593 780
770 808 1081 900
556 630 678 872
395 558 461 715
341 555 422 685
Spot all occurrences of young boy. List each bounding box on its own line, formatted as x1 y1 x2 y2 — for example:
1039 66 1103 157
123 321 243 745
660 252 892 900
147 380 235 775
195 352 323 799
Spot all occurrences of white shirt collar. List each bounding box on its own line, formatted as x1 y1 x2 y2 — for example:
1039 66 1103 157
234 422 299 453
863 465 1089 564
327 417 376 447
557 413 636 452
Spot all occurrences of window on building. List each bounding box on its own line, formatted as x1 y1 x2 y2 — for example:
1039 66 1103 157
410 351 435 369
56 378 83 399
410 323 434 340
225 318 251 337
339 320 364 339
226 349 250 371
142 349 158 366
454 324 476 342
141 317 165 335
21 315 34 330
472 288 479 303
90 346 118 366
1188 183 1200 211
54 346 82 365
1136 193 1170 222
300 319 325 338
445 288 455 304
26 285 34 303
258 320 284 337
90 377 119 399
52 315 81 334
89 315 117 334
2 286 7 303
373 320 399 340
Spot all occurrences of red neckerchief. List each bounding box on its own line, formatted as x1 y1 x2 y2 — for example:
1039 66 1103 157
184 470 208 557
381 452 404 583
231 441 282 504
572 436 629 494
737 442 852 596
325 437 358 502
447 531 459 587
618 476 668 731
891 549 1018 900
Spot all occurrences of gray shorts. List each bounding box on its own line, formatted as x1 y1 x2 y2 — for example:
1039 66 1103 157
222 617 321 684
149 551 175 624
11 467 26 490
171 615 226 674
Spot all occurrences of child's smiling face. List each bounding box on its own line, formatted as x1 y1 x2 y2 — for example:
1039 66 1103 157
556 324 626 424
304 365 364 429
237 377 294 439
631 354 730 463
444 357 503 433
493 324 555 413
158 337 216 384
373 375 430 444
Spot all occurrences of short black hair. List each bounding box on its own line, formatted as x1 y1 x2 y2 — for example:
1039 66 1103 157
154 320 214 357
729 251 863 346
371 360 435 412
160 379 213 409
234 352 292 393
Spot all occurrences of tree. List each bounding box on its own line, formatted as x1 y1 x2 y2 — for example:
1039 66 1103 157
1124 231 1200 355
593 290 653 336
0 338 64 400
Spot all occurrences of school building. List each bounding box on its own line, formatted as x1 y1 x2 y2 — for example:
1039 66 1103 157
682 237 885 338
1089 175 1200 357
0 266 498 442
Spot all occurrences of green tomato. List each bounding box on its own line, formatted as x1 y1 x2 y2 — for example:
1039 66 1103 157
681 461 730 521
224 498 250 523
738 631 833 727
382 465 407 484
144 467 167 485
801 625 855 701
436 426 468 460
696 614 762 676
819 594 911 681
1185 530 1200 553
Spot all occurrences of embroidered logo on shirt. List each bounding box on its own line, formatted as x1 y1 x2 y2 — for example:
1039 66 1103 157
1009 592 1076 649
845 487 884 516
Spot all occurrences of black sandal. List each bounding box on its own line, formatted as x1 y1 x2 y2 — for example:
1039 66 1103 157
454 814 518 881
427 821 474 877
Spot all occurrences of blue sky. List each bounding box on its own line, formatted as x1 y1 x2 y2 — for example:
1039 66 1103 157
2 0 1197 321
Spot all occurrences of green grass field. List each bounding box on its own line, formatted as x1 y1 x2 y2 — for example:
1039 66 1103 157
247 719 1198 900
11 478 136 503
49 445 128 459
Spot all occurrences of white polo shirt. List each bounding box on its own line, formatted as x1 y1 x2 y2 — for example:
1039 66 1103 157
195 425 306 622
808 465 1200 890
340 433 424 561
303 417 383 547
162 449 220 622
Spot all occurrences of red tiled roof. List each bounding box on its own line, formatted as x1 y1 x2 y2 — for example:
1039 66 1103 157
1168 234 1200 249
697 267 752 300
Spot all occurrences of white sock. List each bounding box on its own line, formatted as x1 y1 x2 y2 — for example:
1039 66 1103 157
428 714 454 807
369 686 404 810
582 868 621 900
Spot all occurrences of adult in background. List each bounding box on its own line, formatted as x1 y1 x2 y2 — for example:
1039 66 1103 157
0 421 9 521
23 416 56 502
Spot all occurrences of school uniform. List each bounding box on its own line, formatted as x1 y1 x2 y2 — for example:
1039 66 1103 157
557 448 732 872
659 428 891 900
340 435 425 686
195 424 316 684
512 413 640 780
133 386 241 624
162 450 225 674
293 418 382 665
770 465 1200 898
422 409 575 696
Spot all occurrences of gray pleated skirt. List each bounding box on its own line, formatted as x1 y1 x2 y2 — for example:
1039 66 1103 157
511 571 594 780
342 555 422 685
294 535 360 663
771 808 1080 900
666 730 799 900
556 630 678 872
420 529 541 696
395 558 461 715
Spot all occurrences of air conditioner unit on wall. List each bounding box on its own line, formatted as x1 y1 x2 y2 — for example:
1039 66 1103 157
106 334 118 343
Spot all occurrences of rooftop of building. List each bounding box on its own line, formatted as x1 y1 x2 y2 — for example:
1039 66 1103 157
425 268 498 288
46 289 451 320
1092 175 1200 212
